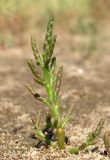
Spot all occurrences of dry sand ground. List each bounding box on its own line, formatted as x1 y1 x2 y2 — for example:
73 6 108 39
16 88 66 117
0 27 110 159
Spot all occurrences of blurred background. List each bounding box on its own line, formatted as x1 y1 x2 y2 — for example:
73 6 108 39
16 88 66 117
0 0 110 54
1 2 110 159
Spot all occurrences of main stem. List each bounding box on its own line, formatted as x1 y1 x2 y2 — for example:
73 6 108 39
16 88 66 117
43 67 65 149
57 128 65 150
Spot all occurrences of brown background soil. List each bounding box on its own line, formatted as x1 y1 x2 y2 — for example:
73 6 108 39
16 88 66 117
0 26 110 159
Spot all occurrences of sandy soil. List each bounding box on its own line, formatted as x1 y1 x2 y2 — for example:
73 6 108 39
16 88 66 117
0 27 110 159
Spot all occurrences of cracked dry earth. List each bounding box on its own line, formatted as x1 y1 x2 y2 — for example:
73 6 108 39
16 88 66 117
1 31 110 160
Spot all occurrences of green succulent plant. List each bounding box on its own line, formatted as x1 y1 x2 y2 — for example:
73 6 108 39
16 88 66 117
69 119 104 154
27 15 72 150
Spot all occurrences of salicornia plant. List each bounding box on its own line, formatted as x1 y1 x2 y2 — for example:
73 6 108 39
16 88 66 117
69 119 104 154
27 16 72 150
